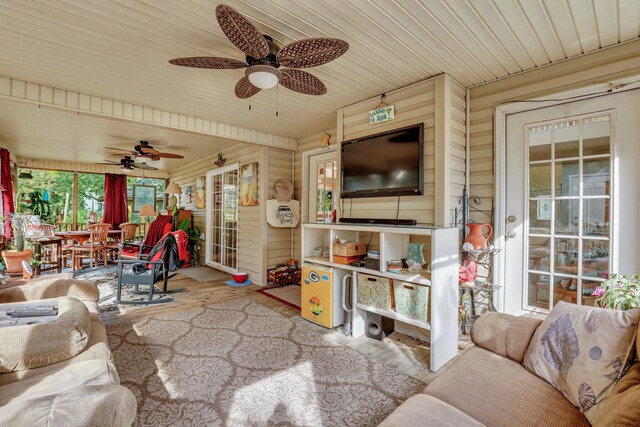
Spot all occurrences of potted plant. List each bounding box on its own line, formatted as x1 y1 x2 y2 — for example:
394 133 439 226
593 274 640 310
177 219 203 266
1 214 34 276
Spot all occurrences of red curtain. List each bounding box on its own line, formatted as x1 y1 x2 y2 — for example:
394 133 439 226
103 173 128 229
1 148 14 239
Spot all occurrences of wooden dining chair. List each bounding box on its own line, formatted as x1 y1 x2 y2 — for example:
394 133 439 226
107 222 139 260
71 223 112 271
39 224 57 264
41 224 56 236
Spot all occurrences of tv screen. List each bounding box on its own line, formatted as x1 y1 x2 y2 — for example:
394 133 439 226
341 124 424 198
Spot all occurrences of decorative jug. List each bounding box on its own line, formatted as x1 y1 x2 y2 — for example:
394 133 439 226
465 223 493 249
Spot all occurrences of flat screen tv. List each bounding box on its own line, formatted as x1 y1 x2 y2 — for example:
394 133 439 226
341 124 424 198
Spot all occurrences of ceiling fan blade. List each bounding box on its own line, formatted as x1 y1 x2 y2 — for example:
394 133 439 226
277 38 349 68
280 69 326 95
138 147 160 156
216 4 269 58
133 162 159 170
169 56 247 69
95 160 120 165
235 76 261 99
155 152 184 159
105 147 135 153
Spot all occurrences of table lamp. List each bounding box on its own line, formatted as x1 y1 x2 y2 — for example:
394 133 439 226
139 204 157 229
164 181 182 210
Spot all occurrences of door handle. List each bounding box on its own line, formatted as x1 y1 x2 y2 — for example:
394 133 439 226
506 230 516 240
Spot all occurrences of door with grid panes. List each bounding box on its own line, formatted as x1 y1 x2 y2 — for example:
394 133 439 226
504 90 640 315
205 164 239 273
307 151 337 223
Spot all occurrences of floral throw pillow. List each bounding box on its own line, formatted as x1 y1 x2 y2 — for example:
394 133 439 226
523 301 640 423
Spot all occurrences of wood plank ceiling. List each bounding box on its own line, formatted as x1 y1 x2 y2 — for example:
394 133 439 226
0 0 638 139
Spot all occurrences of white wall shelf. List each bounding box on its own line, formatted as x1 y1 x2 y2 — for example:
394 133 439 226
301 222 459 371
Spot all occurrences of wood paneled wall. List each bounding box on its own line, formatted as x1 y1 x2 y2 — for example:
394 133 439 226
338 79 437 224
293 129 337 260
468 40 640 223
170 144 265 283
19 157 169 179
170 144 295 284
265 148 295 269
294 74 466 258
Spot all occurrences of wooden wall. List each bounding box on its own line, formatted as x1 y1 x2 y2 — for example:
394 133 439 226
170 143 265 284
293 129 337 260
338 78 437 224
18 157 169 179
468 39 640 222
449 79 467 225
265 147 295 269
294 74 466 260
170 144 295 284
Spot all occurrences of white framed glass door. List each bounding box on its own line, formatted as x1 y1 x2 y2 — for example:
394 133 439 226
524 114 611 311
503 90 640 315
205 163 239 273
307 151 337 223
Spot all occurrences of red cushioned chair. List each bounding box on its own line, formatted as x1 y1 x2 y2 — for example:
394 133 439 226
120 215 173 260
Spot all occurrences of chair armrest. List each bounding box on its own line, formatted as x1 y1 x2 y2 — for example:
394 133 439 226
0 279 100 303
116 259 165 267
470 312 543 363
121 242 140 250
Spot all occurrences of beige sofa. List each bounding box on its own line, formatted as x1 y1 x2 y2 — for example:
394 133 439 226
0 278 137 426
380 312 640 427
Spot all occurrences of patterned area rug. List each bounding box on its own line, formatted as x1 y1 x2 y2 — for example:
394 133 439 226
106 298 424 426
75 268 173 313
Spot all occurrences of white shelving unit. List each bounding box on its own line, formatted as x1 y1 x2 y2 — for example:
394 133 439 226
301 223 459 371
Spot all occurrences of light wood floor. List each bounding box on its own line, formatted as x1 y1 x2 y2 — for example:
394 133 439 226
95 267 462 383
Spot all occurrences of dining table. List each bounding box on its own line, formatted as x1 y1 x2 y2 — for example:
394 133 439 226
55 230 122 244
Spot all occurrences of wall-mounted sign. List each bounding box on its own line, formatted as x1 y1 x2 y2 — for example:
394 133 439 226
369 105 395 124
266 199 300 228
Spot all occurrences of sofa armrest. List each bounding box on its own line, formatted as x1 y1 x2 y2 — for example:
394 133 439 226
0 279 100 303
470 312 542 363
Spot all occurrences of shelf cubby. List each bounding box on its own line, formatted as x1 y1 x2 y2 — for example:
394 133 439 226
301 222 459 371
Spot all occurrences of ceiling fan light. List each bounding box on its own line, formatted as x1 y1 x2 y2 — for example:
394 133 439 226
121 167 133 173
246 65 280 90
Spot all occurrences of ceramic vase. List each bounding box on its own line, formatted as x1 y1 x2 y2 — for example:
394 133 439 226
407 243 425 273
407 243 425 264
465 223 493 249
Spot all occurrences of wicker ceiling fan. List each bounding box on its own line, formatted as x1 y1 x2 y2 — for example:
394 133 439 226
96 156 158 173
169 4 349 99
105 141 184 161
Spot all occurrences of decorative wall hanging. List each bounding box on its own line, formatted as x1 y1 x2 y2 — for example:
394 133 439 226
239 162 258 206
182 185 193 206
195 176 206 209
320 132 331 148
266 179 299 227
267 199 300 227
369 94 395 125
215 153 227 167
